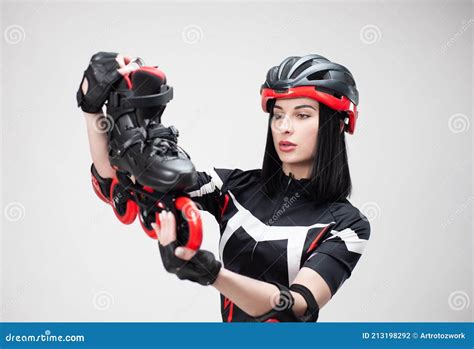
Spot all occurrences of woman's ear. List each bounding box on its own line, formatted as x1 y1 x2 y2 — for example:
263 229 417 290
339 120 345 134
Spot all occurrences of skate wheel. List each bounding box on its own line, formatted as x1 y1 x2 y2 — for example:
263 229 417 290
139 211 159 239
175 197 203 251
110 177 138 224
137 186 159 239
91 176 111 204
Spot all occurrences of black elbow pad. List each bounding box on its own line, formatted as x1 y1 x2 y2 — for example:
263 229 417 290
290 283 320 322
253 282 320 322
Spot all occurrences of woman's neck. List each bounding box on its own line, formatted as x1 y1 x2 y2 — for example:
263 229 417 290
282 163 312 180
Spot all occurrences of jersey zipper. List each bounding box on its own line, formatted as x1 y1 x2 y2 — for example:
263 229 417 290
251 172 294 262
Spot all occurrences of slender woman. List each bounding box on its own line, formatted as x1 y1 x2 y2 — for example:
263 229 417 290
78 53 371 322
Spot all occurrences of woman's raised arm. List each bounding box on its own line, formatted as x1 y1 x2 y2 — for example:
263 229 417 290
77 52 139 178
83 111 115 178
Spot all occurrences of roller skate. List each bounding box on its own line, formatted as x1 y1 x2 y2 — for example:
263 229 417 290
91 59 202 251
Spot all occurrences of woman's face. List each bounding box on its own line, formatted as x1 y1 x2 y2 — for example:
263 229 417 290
271 97 320 166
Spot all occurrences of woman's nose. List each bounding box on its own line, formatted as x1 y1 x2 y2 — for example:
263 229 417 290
279 115 293 133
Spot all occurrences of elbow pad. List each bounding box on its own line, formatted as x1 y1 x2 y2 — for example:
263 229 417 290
254 282 298 322
254 282 319 322
289 283 320 322
90 163 113 204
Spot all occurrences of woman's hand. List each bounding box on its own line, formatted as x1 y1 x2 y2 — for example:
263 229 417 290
81 54 140 94
77 52 142 114
152 211 197 261
154 210 222 286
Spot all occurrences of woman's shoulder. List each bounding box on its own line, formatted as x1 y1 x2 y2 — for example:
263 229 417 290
201 167 262 190
325 199 371 239
211 167 261 177
219 167 261 189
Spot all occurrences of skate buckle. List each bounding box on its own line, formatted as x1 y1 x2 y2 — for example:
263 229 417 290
169 125 179 137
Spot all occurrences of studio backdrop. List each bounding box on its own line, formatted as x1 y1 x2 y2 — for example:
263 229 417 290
1 0 472 322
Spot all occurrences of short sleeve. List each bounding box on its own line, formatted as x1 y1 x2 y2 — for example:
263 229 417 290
302 203 371 296
184 168 236 222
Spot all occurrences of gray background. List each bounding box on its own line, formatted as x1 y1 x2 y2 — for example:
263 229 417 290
1 0 472 322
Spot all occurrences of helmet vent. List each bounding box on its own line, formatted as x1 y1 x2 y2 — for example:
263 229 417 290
290 61 314 79
280 61 295 79
307 70 331 81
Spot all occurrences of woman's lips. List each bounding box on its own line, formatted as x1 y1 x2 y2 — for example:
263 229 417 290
279 141 297 152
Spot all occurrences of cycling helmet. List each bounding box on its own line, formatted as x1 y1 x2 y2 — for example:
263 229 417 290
260 54 359 134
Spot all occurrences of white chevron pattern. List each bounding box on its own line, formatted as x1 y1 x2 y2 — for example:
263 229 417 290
219 191 335 284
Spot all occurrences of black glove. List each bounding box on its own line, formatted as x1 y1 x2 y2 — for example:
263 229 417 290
76 51 122 113
158 241 222 286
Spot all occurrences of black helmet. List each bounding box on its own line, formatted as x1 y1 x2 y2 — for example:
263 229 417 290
261 54 359 134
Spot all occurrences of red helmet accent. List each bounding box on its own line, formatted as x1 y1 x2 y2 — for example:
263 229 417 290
261 86 358 135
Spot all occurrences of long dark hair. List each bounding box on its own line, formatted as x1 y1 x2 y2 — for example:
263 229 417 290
261 102 352 203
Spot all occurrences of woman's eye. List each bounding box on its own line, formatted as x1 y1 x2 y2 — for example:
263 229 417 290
297 113 310 119
273 114 284 119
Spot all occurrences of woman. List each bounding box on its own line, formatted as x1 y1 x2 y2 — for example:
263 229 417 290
78 53 371 322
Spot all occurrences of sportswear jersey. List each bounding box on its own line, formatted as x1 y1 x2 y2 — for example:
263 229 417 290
185 167 371 322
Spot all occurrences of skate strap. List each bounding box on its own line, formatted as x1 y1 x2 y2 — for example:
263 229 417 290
108 85 172 109
148 125 179 143
108 89 134 108
110 128 146 154
126 85 173 108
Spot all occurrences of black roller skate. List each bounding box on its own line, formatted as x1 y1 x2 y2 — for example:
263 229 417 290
95 59 202 251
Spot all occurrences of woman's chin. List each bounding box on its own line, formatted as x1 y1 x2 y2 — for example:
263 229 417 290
278 153 300 163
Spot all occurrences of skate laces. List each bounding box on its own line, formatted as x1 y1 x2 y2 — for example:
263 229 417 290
147 124 184 157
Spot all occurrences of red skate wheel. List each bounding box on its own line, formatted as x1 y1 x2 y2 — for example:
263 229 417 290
175 197 203 251
139 209 160 240
138 186 159 239
110 177 138 225
91 175 112 204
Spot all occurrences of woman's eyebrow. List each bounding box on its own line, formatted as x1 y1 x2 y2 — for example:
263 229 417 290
294 104 318 111
274 104 318 111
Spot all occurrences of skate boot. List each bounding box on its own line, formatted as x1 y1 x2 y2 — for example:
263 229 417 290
93 60 202 251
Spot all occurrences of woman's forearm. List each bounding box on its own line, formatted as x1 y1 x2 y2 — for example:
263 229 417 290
84 112 115 178
212 267 307 318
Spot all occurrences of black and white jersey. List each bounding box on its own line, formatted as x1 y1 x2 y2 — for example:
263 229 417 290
185 167 371 322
